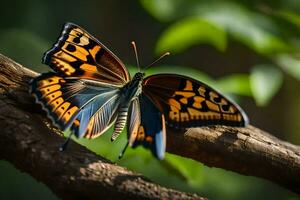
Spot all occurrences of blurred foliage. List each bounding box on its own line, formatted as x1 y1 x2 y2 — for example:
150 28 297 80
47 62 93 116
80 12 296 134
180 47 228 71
0 160 57 200
0 0 299 200
250 65 283 106
0 29 49 71
156 18 227 53
141 0 300 106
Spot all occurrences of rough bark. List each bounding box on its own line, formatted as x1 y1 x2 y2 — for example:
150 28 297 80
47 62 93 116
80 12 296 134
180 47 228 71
0 53 299 199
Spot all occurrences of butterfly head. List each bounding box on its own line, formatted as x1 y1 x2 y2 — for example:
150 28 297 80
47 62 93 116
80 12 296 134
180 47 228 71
133 72 145 81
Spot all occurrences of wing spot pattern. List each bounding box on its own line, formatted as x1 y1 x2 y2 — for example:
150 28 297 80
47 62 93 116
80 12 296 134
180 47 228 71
166 78 242 123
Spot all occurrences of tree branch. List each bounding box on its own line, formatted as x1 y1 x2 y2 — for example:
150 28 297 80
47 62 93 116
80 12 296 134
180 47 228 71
0 53 299 198
0 54 204 200
167 126 300 194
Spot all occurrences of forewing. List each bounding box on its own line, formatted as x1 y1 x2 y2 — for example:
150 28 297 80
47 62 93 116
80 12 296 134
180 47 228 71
128 94 166 160
143 74 249 128
43 22 130 84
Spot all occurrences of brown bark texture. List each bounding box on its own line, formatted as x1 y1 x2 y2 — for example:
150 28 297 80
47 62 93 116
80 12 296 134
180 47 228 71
0 53 299 199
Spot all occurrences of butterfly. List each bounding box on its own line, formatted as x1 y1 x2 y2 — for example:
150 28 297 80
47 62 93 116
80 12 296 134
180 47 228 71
30 22 249 160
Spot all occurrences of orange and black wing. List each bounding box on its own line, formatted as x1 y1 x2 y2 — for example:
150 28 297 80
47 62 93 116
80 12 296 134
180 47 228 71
43 22 130 85
142 74 249 128
30 72 121 138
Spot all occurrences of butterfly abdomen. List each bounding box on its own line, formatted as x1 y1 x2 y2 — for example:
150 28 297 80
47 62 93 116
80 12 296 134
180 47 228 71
111 105 129 141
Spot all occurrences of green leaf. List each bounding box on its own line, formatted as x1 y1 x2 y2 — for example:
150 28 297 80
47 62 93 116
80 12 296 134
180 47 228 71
198 2 290 54
141 1 292 54
216 74 252 97
250 65 283 106
139 0 189 22
156 18 226 54
275 10 300 28
275 54 300 81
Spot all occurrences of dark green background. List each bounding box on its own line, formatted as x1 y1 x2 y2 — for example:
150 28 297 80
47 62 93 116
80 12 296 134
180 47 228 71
0 1 299 199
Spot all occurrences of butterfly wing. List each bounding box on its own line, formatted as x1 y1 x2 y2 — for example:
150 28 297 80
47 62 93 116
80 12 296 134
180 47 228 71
43 22 130 85
30 72 121 138
31 22 131 138
127 94 166 160
142 74 249 128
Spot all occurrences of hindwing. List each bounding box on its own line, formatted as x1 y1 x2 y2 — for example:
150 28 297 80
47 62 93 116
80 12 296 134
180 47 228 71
142 74 249 128
127 94 166 160
30 72 121 138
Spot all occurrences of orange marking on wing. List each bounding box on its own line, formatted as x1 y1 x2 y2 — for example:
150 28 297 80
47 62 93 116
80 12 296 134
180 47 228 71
193 102 202 109
180 112 189 122
49 97 64 111
198 86 206 97
66 34 89 46
52 58 76 75
193 96 205 109
187 108 221 120
40 84 61 97
223 114 235 120
206 101 219 112
232 114 237 121
62 43 89 61
194 96 205 102
80 63 97 72
179 98 188 104
169 105 180 122
38 76 62 88
129 121 140 146
84 118 95 139
61 106 78 123
73 119 80 127
237 114 242 121
44 91 62 102
137 126 145 141
183 80 193 91
55 102 71 119
89 45 101 58
187 107 200 120
71 28 84 35
220 98 228 105
54 51 77 62
145 136 153 143
209 91 219 102
174 91 195 98
168 98 181 110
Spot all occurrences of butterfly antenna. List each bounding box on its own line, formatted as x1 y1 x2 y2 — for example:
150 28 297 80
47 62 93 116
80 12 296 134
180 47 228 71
143 52 170 71
118 141 129 159
59 132 74 152
131 41 141 72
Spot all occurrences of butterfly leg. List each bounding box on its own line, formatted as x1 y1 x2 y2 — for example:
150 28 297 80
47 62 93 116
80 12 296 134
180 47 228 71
118 141 129 159
59 131 74 151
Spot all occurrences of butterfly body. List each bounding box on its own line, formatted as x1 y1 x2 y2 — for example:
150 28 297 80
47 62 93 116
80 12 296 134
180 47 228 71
111 72 144 140
30 23 249 160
